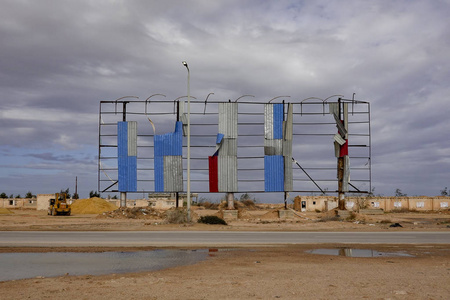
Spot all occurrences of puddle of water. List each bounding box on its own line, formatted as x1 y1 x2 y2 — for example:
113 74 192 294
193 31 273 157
306 248 414 258
0 249 209 282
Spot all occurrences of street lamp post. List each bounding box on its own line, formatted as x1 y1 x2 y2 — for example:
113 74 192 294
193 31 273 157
182 61 191 222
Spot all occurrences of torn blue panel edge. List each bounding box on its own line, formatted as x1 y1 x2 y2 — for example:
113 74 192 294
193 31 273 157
118 122 128 192
264 155 284 192
154 156 164 192
273 103 283 140
172 121 183 156
154 122 183 156
216 133 224 144
127 156 137 192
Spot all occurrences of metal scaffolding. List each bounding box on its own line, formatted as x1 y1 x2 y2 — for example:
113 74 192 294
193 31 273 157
98 97 371 197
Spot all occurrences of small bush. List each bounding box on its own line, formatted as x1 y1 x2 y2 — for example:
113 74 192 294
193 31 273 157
198 215 227 225
241 199 255 207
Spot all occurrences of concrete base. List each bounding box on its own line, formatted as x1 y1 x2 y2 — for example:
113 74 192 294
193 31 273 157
278 209 294 219
223 210 238 220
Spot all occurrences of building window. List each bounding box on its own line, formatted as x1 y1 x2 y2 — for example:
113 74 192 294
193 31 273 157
9 200 14 206
416 202 424 208
312 201 316 205
394 201 402 208
440 202 448 208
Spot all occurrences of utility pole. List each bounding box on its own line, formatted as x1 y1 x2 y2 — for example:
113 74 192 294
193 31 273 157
75 176 78 199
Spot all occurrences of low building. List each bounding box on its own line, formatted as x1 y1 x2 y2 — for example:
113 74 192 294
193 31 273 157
1 198 37 209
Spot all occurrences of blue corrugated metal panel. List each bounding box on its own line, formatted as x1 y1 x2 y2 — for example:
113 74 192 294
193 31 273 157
264 155 284 192
118 122 128 157
118 122 126 192
154 135 163 157
118 155 127 192
154 121 183 157
172 121 183 156
127 156 137 192
273 103 283 139
154 156 164 192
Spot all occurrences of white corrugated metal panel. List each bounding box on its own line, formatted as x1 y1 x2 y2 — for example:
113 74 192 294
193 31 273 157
163 156 183 192
218 138 237 156
282 140 292 157
343 103 349 139
219 103 238 138
343 155 350 192
333 114 347 137
334 133 346 145
334 141 341 158
218 156 237 192
127 121 137 156
329 103 339 116
284 156 293 191
283 103 293 141
264 104 274 140
264 139 282 155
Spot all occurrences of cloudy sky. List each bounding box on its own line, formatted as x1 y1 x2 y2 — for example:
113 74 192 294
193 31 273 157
0 0 449 199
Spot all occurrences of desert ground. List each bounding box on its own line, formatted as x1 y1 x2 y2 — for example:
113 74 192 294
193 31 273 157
1 205 449 299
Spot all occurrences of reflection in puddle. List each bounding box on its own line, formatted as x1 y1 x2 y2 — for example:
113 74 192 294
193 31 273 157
0 249 209 282
306 248 414 257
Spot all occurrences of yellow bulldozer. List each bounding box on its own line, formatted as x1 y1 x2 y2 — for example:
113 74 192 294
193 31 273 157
48 193 71 216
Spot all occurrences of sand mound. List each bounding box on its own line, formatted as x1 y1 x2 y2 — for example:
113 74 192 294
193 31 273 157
0 207 13 214
71 197 118 214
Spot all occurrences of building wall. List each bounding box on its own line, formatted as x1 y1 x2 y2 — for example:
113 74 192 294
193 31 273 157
293 195 450 212
36 194 55 210
1 198 37 209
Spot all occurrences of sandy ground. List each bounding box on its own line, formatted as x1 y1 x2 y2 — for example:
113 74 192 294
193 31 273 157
1 207 450 232
1 208 450 299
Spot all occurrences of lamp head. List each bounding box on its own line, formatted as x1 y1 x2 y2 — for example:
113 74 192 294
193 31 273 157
182 61 188 67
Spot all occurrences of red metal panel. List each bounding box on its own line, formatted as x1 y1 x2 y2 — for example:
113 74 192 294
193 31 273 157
208 156 218 192
340 139 348 157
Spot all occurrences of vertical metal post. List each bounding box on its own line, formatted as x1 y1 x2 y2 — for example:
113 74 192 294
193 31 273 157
337 98 345 210
120 101 128 208
284 192 288 210
98 102 102 197
182 61 191 222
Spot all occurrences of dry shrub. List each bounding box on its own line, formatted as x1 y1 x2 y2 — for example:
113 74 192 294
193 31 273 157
241 199 256 209
199 201 219 210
